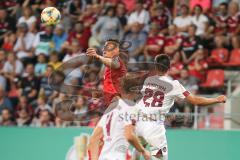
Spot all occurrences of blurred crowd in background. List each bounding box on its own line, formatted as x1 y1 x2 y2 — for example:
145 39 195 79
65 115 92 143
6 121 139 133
0 0 239 128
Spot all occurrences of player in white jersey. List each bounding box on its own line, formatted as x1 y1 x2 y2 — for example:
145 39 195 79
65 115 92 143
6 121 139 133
87 74 151 160
135 54 226 160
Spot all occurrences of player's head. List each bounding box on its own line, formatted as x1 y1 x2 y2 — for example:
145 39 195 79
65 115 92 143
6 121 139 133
120 72 146 97
102 39 120 58
154 54 170 74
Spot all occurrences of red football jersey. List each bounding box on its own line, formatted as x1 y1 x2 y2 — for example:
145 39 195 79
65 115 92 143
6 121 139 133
146 34 165 57
214 15 228 34
103 57 127 105
228 12 240 33
164 34 183 47
189 60 208 82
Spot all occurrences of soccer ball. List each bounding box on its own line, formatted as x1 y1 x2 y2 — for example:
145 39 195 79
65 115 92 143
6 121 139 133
41 7 61 25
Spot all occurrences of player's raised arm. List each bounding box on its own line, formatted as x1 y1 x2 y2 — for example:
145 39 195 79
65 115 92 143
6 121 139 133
185 94 226 106
87 126 103 160
86 39 121 69
86 48 120 69
124 125 151 160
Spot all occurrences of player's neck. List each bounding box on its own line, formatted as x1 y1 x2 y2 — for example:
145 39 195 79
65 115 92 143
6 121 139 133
157 72 166 76
121 94 135 101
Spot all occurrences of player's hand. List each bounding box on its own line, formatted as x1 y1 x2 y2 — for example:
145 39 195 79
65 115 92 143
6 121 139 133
216 95 226 103
86 48 99 59
142 150 151 160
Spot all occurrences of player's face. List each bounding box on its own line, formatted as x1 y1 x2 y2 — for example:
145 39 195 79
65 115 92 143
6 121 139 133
102 41 119 58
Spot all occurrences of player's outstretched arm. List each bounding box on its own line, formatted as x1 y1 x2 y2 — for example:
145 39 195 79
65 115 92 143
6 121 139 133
124 125 151 160
87 126 103 160
186 94 226 106
86 48 120 69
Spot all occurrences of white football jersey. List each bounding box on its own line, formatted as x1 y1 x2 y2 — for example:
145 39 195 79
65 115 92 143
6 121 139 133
137 75 190 115
98 99 136 160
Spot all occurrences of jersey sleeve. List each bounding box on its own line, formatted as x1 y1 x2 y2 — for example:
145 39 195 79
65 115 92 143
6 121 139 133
175 80 190 99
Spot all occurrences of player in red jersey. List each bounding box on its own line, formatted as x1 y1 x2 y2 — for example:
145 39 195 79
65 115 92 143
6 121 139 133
86 39 127 106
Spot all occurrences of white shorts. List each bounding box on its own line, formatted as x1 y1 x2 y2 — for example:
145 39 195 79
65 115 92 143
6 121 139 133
99 152 126 160
136 121 168 159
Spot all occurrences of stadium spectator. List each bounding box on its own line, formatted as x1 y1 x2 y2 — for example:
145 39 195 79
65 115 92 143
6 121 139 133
0 108 15 126
91 6 122 45
19 64 40 102
116 3 128 27
15 96 34 118
66 22 91 50
181 25 204 64
179 68 198 94
32 25 54 57
169 53 184 79
0 85 13 113
126 0 150 32
212 3 229 48
0 8 16 46
173 4 192 33
17 6 37 31
40 65 54 99
123 22 147 61
34 96 52 117
164 24 183 56
190 5 209 36
150 4 170 33
2 52 24 81
188 51 208 82
52 24 68 52
48 51 62 69
144 22 165 61
63 39 82 62
78 4 98 27
34 54 47 77
227 1 240 49
13 22 36 60
2 32 16 52
66 0 86 20
32 109 54 127
16 108 32 126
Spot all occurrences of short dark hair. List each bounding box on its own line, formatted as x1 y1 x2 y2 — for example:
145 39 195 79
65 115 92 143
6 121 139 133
194 4 203 12
154 54 170 73
106 38 120 44
121 72 147 94
219 2 228 8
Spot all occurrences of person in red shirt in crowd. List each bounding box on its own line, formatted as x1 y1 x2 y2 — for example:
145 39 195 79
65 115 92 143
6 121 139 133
151 4 170 34
164 24 183 56
188 51 208 82
144 22 165 61
86 39 127 107
66 22 91 50
212 3 229 48
169 53 184 79
227 1 240 49
78 4 97 27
